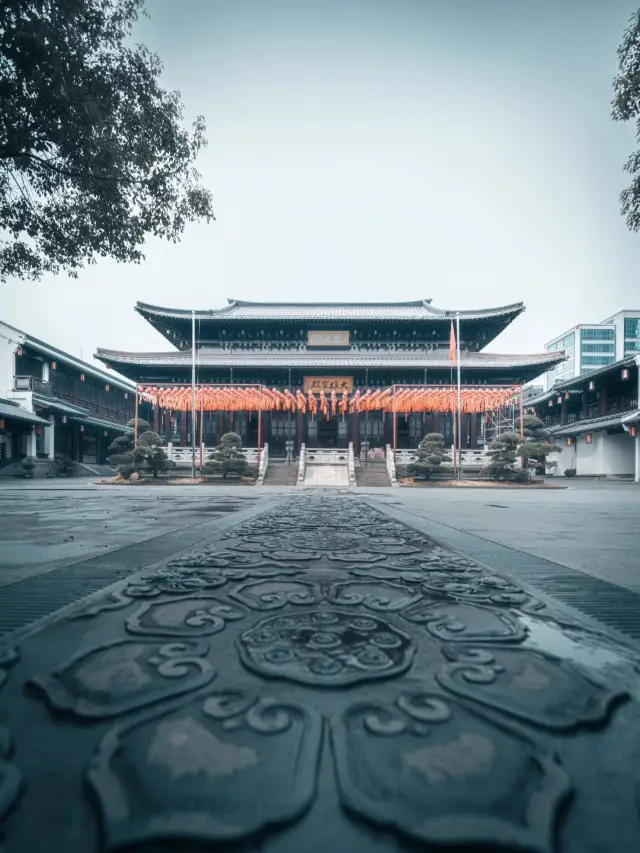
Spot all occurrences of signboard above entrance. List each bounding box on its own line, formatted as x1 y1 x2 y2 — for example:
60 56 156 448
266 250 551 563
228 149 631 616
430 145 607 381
307 331 350 347
304 376 354 393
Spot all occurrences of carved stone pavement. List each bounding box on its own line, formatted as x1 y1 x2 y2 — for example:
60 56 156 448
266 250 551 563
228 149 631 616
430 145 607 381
1 494 640 853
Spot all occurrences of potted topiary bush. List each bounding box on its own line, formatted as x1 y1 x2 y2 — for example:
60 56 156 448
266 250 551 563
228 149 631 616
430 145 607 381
203 432 251 480
21 457 36 478
564 468 577 478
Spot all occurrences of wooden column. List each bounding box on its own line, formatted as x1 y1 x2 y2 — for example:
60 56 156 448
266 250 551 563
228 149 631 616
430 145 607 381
134 389 139 448
561 398 568 425
353 411 359 456
433 412 440 435
180 411 187 446
599 386 608 415
582 389 589 419
470 413 478 449
297 411 303 452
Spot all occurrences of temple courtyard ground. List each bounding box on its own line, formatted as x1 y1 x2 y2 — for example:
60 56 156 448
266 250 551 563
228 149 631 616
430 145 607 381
1 479 640 851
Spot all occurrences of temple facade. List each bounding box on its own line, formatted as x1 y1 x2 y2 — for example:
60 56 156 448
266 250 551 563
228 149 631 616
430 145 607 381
96 299 565 455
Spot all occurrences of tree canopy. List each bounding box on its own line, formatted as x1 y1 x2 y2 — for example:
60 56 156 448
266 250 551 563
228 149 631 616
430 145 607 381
204 432 251 480
407 433 450 480
0 0 213 282
613 9 640 232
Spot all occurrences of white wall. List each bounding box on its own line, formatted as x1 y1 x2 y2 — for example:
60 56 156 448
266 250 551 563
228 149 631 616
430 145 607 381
549 432 635 477
548 442 576 476
596 432 635 475
0 322 21 398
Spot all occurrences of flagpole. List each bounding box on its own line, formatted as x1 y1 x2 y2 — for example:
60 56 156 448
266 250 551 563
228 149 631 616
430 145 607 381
191 310 196 479
456 312 462 480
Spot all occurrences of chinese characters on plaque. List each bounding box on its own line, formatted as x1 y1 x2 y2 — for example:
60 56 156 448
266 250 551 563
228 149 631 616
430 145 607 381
307 331 350 347
303 377 354 393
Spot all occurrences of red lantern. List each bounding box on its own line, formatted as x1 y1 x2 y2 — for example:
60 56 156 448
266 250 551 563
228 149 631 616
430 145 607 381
585 433 592 444
567 437 573 446
622 368 630 380
105 384 110 392
589 380 595 391
51 361 56 370
631 426 638 438
80 373 85 381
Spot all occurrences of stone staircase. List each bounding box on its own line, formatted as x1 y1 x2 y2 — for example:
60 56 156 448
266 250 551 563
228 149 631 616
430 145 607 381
264 459 299 486
355 462 391 487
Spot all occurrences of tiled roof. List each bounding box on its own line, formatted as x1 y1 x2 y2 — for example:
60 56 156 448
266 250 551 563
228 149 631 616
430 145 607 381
33 395 89 416
69 415 132 432
96 347 564 370
33 395 130 432
0 400 50 426
548 409 639 436
527 355 640 406
135 299 525 323
1 321 136 393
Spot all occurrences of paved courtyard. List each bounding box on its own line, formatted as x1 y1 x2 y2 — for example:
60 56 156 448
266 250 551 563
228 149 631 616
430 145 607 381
0 480 639 852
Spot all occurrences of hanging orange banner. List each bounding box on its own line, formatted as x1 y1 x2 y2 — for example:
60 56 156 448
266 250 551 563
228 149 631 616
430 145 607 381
138 384 520 415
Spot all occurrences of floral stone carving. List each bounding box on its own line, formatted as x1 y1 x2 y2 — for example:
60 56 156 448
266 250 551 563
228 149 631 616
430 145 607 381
86 691 323 850
229 579 323 610
331 691 571 853
402 600 527 643
126 595 246 638
326 580 422 612
29 640 215 719
437 646 628 731
238 610 416 686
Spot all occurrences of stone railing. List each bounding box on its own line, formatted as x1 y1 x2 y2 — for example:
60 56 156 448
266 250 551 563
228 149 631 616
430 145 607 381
297 444 306 484
304 449 349 465
256 443 269 485
347 443 356 486
385 444 398 487
167 444 260 469
394 448 489 469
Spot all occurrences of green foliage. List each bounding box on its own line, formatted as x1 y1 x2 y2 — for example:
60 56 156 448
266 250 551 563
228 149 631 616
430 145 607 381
203 432 250 480
407 433 450 481
564 467 577 478
613 9 640 231
0 0 213 282
106 419 158 478
517 416 560 474
485 432 522 481
133 431 174 478
21 456 35 477
54 452 74 476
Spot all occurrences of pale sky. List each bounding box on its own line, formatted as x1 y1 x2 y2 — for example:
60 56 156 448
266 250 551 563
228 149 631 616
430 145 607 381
3 0 640 372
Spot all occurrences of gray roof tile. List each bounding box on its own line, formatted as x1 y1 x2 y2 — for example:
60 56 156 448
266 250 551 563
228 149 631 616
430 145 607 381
95 347 564 370
136 299 525 323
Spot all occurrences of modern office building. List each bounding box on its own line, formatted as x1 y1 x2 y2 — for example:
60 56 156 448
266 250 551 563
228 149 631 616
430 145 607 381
544 310 640 391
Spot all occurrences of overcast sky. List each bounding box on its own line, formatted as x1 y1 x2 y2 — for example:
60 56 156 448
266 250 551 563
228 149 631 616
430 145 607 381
4 0 640 370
